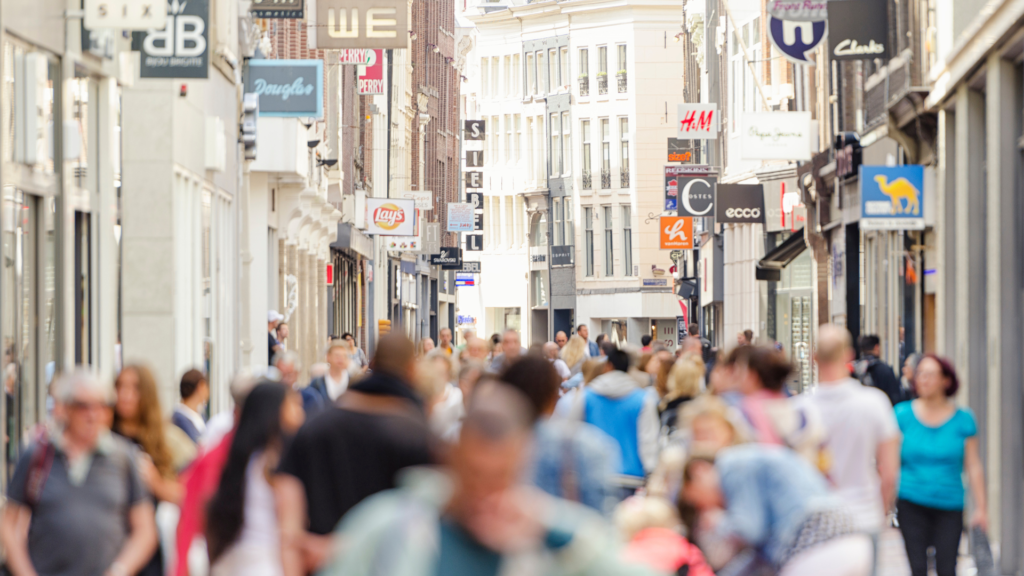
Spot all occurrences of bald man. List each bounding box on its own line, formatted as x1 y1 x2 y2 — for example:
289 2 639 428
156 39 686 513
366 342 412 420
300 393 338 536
798 324 900 533
554 331 568 349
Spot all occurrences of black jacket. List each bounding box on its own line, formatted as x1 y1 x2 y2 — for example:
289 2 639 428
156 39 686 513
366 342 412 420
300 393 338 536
854 355 904 406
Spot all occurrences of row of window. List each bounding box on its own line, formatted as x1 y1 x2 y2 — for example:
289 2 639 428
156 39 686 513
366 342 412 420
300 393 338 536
580 117 629 188
583 205 633 278
479 43 629 100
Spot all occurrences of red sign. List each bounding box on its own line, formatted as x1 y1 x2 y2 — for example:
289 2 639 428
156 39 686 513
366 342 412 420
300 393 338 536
326 263 334 285
358 49 385 95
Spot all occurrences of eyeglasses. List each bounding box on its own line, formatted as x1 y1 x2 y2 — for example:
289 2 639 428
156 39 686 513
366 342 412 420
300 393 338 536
69 400 109 412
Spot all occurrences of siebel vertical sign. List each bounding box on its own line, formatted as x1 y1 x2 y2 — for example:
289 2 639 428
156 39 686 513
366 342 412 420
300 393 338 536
314 0 409 50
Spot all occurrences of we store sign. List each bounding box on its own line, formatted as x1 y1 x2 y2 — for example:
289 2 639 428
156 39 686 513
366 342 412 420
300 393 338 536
245 60 323 118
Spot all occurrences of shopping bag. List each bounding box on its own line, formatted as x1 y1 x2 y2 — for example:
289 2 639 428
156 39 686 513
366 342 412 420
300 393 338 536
875 527 911 576
971 526 997 576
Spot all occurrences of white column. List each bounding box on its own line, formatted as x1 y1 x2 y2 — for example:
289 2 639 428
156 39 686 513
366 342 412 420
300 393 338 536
95 78 119 383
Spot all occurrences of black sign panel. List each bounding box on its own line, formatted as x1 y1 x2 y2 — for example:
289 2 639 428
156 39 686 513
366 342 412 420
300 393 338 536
673 176 717 217
474 212 484 231
715 184 766 224
431 248 463 269
464 120 486 140
466 150 484 167
132 0 209 78
551 245 573 267
667 138 694 163
467 192 483 210
828 0 889 61
251 0 303 18
465 172 483 188
466 234 483 251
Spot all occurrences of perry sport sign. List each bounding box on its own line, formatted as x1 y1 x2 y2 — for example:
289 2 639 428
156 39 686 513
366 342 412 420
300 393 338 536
716 184 766 224
365 198 415 236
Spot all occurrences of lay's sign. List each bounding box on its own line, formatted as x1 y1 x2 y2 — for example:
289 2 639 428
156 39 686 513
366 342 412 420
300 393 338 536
366 198 415 236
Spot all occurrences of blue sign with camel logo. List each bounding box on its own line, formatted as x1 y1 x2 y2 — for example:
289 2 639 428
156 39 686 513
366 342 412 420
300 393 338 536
859 165 925 231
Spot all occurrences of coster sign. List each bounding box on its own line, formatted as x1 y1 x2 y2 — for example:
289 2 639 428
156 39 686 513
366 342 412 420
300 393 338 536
313 0 409 50
364 198 415 236
716 184 766 224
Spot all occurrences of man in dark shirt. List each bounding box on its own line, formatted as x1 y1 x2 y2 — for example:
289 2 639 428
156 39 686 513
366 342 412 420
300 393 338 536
854 334 904 406
275 333 435 570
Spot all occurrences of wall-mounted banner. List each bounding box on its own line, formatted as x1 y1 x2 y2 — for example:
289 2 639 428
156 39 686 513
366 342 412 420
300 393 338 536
399 190 432 210
313 0 408 49
431 248 463 270
447 203 475 232
365 198 415 236
251 0 302 18
464 120 486 140
245 60 323 118
677 104 718 139
465 172 483 188
467 192 483 210
338 49 374 64
767 0 827 21
384 236 420 252
768 17 828 64
667 138 694 163
551 245 573 267
85 0 167 30
660 216 693 250
859 165 925 231
421 222 441 255
455 274 475 287
460 261 481 273
466 150 484 167
466 234 483 251
741 112 812 161
357 49 385 94
131 0 208 78
716 184 766 224
762 179 807 232
828 0 888 60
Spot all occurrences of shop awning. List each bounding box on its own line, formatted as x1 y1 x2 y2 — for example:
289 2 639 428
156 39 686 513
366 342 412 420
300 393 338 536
756 229 807 282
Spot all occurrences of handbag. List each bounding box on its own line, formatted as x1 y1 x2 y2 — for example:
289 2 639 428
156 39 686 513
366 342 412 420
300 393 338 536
970 526 996 576
875 514 910 576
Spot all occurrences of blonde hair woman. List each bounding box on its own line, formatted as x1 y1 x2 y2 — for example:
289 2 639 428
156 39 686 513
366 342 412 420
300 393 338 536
560 335 588 377
659 354 705 440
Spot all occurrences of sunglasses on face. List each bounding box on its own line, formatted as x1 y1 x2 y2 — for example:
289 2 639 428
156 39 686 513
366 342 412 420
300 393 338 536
69 400 108 412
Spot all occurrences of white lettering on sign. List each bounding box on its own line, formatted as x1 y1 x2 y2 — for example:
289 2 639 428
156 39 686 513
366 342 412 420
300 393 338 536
664 219 688 243
358 79 386 93
834 39 886 56
253 77 314 100
725 207 761 218
338 49 373 64
327 8 397 39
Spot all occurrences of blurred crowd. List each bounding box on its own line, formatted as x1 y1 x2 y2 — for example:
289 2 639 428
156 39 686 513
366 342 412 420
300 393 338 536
0 322 988 576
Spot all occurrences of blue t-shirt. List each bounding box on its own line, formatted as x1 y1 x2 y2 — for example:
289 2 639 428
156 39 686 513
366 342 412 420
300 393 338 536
895 402 977 510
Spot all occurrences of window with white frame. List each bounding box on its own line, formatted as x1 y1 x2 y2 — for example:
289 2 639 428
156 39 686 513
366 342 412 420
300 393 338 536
564 197 574 246
619 117 629 187
513 54 520 95
553 198 563 245
504 55 511 97
538 51 547 94
603 206 614 276
549 48 558 91
581 120 591 189
514 115 521 163
526 53 535 96
622 205 632 275
579 48 589 95
514 195 525 246
491 56 499 97
561 112 571 175
506 196 514 249
560 47 569 89
600 118 610 188
584 207 594 276
492 115 500 161
505 115 512 163
481 58 489 98
550 113 561 176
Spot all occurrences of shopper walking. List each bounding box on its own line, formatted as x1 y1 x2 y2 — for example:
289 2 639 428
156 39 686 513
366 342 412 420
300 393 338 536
206 383 305 576
172 369 209 445
0 371 158 576
489 329 526 373
577 324 599 357
341 332 368 370
854 335 904 406
658 353 704 443
560 335 588 379
896 354 987 576
437 327 454 356
301 340 350 416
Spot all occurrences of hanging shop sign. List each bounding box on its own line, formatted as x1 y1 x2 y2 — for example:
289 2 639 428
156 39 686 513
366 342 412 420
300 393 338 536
447 202 475 232
385 236 421 252
551 245 573 267
768 17 828 64
251 0 302 18
357 49 385 95
859 165 925 231
465 171 483 188
421 222 441 255
338 49 374 64
767 0 828 21
460 261 481 273
677 104 719 139
431 248 463 269
660 216 693 250
131 0 209 78
828 0 887 60
466 150 484 167
467 192 483 210
474 212 484 231
85 0 167 30
716 184 766 224
741 112 812 161
763 179 807 233
365 198 415 236
245 60 323 118
455 274 475 287
466 234 483 251
464 120 486 140
399 190 432 210
665 166 716 216
313 0 408 49
667 138 694 163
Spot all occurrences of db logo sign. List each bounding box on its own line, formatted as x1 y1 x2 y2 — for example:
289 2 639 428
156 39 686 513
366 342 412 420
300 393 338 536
372 203 406 230
725 208 761 218
659 216 693 250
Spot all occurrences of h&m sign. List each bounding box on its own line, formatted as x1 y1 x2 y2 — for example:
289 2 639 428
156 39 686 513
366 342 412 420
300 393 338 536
313 0 408 50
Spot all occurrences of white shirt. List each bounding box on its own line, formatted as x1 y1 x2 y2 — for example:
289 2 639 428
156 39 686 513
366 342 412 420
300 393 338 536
176 403 207 435
801 378 900 531
550 358 571 380
324 370 349 401
211 452 283 576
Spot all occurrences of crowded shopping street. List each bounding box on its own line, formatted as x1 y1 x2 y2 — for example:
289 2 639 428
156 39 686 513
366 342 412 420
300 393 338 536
1 0 1023 574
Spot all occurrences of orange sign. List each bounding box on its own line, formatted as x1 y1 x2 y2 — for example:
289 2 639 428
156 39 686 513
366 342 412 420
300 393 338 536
660 216 693 250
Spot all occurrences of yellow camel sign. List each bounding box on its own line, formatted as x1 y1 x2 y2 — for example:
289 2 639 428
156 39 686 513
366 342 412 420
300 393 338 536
860 165 925 231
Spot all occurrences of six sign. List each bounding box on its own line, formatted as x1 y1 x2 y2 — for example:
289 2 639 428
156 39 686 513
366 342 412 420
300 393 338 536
660 216 693 250
677 104 719 139
85 0 167 30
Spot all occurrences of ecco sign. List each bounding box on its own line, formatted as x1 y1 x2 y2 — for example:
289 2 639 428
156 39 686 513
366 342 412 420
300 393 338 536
716 184 766 224
313 0 409 50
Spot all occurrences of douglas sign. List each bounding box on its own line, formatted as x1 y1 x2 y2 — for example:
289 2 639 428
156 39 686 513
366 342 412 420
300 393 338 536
245 60 323 118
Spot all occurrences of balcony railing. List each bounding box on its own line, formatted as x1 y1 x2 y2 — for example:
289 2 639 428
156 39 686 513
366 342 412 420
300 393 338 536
582 170 592 190
617 72 627 93
600 168 611 189
597 74 608 95
579 76 589 97
620 169 629 188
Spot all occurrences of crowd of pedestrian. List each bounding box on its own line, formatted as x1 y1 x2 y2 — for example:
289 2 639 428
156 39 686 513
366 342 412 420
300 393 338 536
0 320 988 576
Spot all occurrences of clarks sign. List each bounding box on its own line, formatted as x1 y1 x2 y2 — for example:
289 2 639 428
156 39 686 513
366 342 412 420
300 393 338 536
245 60 323 118
828 0 889 61
312 0 408 50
